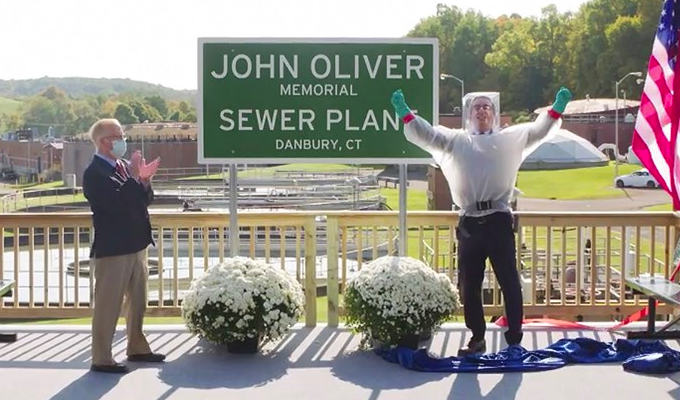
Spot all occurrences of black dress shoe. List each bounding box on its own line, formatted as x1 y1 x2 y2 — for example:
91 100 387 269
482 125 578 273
457 338 487 357
127 352 166 362
90 363 129 373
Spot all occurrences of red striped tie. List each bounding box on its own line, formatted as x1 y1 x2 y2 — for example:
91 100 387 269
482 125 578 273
115 160 126 176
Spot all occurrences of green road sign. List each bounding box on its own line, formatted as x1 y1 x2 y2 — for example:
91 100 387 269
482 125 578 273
198 38 438 164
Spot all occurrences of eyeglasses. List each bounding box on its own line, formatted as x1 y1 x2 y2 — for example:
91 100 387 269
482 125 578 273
473 104 492 111
104 134 126 141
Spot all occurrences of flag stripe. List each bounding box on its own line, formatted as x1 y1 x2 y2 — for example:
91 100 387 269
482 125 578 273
673 150 680 208
647 55 674 125
642 64 672 129
652 37 675 89
634 113 671 188
632 131 670 191
671 51 680 208
632 0 678 209
638 92 672 162
641 77 674 161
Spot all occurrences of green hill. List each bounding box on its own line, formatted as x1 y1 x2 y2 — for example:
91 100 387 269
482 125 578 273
0 77 196 103
0 96 22 115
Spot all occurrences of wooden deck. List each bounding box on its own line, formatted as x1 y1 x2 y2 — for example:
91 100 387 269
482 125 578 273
0 322 679 399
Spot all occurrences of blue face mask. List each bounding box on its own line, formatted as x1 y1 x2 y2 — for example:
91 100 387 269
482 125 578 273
111 139 127 159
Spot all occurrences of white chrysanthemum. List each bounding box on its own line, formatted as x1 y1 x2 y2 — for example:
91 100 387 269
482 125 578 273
182 257 305 344
344 256 460 347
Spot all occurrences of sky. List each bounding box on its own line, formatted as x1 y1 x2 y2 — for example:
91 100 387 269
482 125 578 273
0 0 591 90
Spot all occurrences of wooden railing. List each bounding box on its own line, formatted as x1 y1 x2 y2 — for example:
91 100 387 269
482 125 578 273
325 211 679 324
0 212 318 325
1 211 678 327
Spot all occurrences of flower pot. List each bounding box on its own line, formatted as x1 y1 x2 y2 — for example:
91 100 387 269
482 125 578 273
226 336 261 354
419 330 432 342
182 258 305 348
397 333 420 350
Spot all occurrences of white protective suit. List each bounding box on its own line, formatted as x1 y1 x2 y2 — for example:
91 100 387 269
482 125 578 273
404 92 560 216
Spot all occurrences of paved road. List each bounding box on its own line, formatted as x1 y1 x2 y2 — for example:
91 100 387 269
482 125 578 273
517 188 671 211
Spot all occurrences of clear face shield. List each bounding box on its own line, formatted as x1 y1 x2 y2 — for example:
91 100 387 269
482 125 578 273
462 92 500 133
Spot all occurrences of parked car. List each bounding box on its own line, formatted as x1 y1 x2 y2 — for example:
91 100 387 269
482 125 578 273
614 169 659 188
0 168 17 181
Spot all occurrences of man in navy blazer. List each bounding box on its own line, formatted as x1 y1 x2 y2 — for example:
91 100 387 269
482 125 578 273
83 118 163 373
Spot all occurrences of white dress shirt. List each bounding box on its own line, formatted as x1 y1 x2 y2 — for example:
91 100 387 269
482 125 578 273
404 112 560 216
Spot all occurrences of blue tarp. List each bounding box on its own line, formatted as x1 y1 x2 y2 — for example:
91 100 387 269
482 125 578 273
377 338 680 374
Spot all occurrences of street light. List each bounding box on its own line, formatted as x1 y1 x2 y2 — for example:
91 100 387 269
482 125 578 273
615 71 643 180
440 73 464 128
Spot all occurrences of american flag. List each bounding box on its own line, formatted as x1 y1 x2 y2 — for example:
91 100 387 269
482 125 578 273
632 0 680 208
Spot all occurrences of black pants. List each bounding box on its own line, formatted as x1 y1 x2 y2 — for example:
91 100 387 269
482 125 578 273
457 212 523 345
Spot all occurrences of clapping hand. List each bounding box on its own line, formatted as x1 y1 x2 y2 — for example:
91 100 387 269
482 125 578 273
139 157 160 182
129 150 160 183
130 151 142 179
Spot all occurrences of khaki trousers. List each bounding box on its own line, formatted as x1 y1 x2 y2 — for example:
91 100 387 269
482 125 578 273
91 249 151 365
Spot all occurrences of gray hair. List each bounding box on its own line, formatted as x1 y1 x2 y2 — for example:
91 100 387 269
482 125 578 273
88 119 121 145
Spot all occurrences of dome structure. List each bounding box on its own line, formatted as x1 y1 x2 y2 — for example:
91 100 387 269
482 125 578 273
521 129 609 170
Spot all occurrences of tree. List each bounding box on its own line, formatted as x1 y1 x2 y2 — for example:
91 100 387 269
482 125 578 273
178 101 191 114
114 103 138 124
534 6 572 101
485 6 572 112
408 6 498 113
22 95 74 135
447 11 498 107
68 100 98 135
400 0 662 112
182 111 197 123
99 97 119 118
485 18 539 110
129 100 162 123
144 95 168 118
603 0 663 99
563 0 661 98
0 113 22 132
168 110 181 121
40 86 67 101
168 100 197 122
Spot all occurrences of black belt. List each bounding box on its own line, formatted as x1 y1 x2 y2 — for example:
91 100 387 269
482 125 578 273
476 200 493 211
457 211 511 239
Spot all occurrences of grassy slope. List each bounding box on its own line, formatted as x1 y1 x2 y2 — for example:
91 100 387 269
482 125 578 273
0 96 22 115
643 203 672 211
517 162 640 199
377 188 427 211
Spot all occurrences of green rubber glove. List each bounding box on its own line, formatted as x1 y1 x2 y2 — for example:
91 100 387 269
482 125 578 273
551 86 572 114
391 89 412 119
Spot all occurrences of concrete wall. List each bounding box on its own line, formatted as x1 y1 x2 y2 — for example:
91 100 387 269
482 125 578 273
0 140 54 174
62 140 202 186
61 142 95 186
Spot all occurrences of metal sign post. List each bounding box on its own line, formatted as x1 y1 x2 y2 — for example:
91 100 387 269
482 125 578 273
229 163 239 256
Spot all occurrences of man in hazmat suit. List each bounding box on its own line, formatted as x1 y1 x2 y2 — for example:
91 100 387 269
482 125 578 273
391 87 572 356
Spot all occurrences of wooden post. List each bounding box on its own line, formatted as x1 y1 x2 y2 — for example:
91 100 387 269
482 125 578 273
304 219 317 326
327 217 339 327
